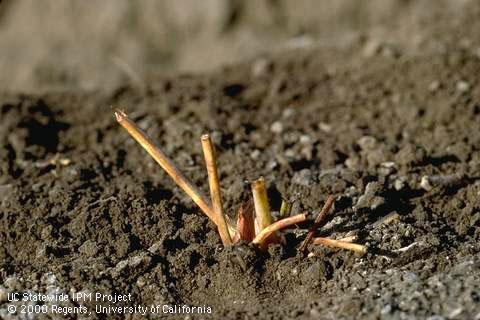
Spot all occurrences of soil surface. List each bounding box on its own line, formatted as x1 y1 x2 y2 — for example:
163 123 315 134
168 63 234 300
1 2 480 320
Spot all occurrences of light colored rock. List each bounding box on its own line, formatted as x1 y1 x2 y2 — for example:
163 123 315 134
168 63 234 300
250 149 261 160
0 286 7 303
251 58 271 77
292 169 313 187
270 121 283 134
357 136 377 150
456 80 470 93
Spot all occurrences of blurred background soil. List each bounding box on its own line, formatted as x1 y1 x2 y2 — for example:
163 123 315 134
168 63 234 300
0 0 478 92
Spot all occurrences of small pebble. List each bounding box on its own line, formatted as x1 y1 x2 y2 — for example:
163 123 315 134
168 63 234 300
355 182 385 210
266 160 278 170
250 149 261 160
282 108 295 118
448 308 463 318
41 225 53 240
301 146 313 160
299 135 312 144
67 167 79 177
429 80 441 92
59 158 71 166
370 197 385 210
284 149 296 158
403 272 419 283
32 182 44 192
394 177 407 191
251 58 272 77
379 162 396 175
345 186 358 197
0 286 7 303
43 272 57 285
309 309 321 318
363 39 381 57
318 122 332 133
357 136 378 150
148 241 163 254
292 169 313 187
0 184 13 202
456 80 470 93
420 176 433 191
79 240 99 257
270 121 284 134
380 304 392 315
4 277 19 289
381 161 396 168
345 157 360 170
136 277 147 288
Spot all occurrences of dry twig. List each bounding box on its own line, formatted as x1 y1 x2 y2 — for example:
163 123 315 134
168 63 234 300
312 237 367 254
299 195 335 253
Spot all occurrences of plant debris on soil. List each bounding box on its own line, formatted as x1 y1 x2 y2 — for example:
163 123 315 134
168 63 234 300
2 6 480 320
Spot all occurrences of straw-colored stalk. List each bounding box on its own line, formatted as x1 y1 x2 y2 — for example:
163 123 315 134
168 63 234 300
313 237 367 254
201 134 232 245
115 109 235 234
251 177 283 245
252 213 306 246
251 177 273 231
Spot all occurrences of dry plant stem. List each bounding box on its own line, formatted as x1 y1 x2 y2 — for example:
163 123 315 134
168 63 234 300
299 195 335 253
251 177 273 231
115 109 232 229
201 134 232 245
313 237 367 254
252 213 306 245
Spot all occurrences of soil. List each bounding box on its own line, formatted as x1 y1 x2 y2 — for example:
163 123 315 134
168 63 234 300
1 2 480 320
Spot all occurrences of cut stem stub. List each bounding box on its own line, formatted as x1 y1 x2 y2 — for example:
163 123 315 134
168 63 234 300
251 177 273 231
201 134 232 245
252 177 282 245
